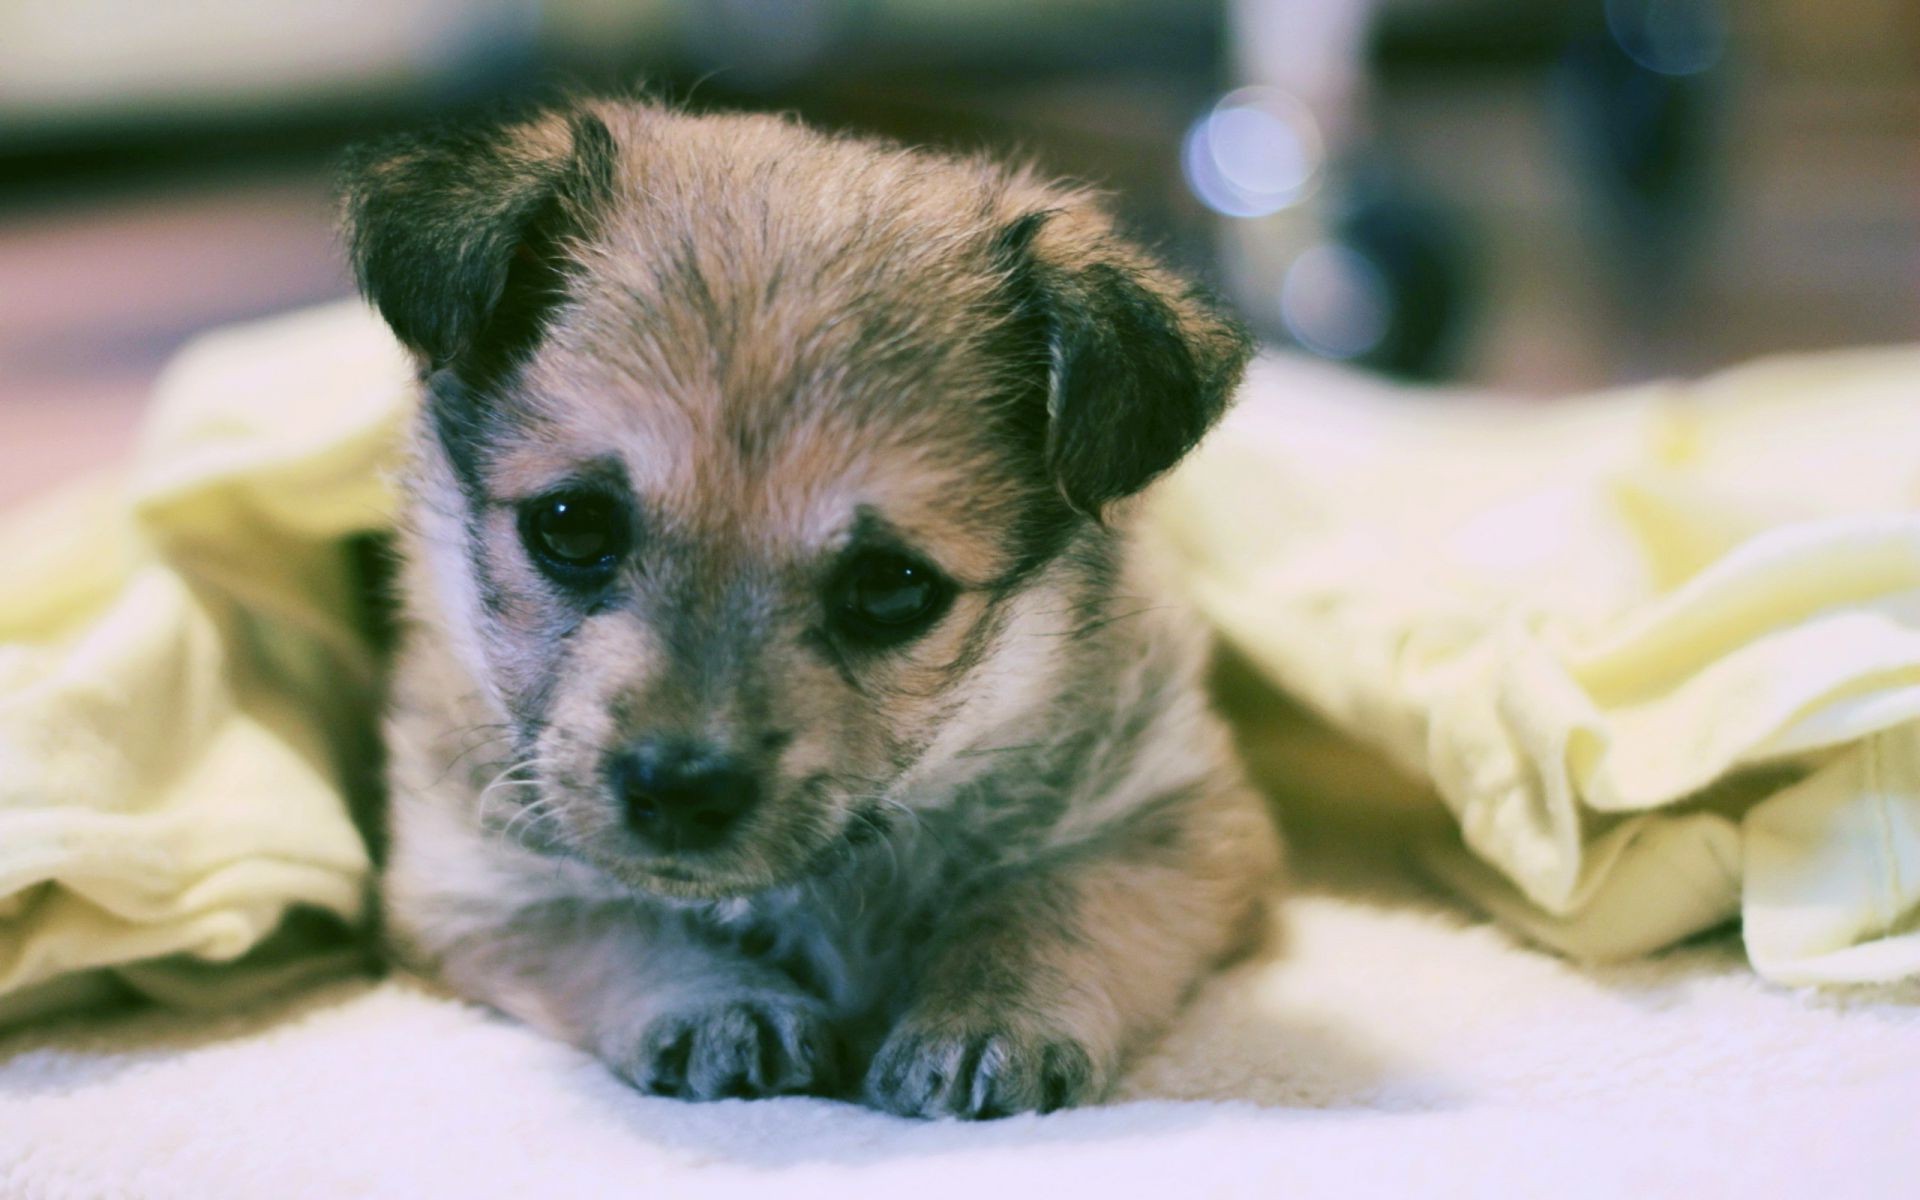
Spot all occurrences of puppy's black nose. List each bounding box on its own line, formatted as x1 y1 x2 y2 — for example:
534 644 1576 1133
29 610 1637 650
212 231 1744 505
608 742 759 852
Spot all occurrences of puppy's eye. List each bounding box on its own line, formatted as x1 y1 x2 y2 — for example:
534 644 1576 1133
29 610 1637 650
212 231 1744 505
831 552 953 645
520 491 628 578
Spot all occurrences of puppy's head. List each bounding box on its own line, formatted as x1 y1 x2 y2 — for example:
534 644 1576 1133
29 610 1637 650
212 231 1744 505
345 100 1248 897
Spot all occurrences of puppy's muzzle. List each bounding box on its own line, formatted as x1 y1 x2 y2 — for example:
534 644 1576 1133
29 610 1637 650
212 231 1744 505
606 740 760 853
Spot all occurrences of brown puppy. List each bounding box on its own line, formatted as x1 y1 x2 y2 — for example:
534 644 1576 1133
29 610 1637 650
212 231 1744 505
344 96 1280 1118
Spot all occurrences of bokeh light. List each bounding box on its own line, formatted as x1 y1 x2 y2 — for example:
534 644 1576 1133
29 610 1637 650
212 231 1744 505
1279 241 1391 361
1182 86 1323 219
1604 0 1727 77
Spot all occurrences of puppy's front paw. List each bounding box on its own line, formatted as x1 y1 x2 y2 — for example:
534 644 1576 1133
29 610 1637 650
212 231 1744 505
615 994 842 1101
864 1014 1100 1119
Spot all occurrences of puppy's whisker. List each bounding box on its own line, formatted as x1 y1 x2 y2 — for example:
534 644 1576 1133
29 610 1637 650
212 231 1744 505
954 741 1049 759
432 725 520 786
500 795 564 850
473 757 562 833
1010 606 1171 644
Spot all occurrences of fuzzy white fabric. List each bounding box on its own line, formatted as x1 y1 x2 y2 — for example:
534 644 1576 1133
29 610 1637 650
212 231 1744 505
4 836 1915 1199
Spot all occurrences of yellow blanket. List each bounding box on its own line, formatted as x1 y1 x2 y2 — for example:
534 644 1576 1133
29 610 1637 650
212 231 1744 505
2 301 1915 1023
1157 350 1920 983
0 304 409 1024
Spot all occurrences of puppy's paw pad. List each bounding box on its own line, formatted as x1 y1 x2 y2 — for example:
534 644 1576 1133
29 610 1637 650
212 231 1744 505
864 1019 1098 1119
618 995 841 1101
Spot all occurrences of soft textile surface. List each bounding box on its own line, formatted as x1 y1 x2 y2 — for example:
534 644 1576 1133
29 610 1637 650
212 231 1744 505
1157 349 1920 983
0 304 409 1023
3 846 1916 1199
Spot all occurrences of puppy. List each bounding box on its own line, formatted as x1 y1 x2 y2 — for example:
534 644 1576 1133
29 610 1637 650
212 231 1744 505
344 96 1280 1119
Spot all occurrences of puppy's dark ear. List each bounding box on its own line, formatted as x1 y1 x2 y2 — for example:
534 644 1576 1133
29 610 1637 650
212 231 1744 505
994 204 1252 515
338 106 617 385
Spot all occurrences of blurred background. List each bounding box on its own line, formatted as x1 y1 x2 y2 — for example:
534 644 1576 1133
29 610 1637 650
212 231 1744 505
2 0 1915 506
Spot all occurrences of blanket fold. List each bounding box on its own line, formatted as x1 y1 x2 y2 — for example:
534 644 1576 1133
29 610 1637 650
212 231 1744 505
1156 348 1920 982
0 303 410 1025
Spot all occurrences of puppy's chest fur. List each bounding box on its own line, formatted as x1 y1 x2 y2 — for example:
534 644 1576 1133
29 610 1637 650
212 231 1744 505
692 818 1012 1026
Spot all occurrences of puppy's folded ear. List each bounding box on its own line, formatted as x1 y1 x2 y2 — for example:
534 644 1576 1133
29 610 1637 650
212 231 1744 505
339 106 617 385
994 203 1253 516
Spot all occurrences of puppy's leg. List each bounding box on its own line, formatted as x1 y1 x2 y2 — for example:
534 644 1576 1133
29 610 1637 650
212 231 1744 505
865 778 1278 1118
383 791 842 1101
408 899 843 1099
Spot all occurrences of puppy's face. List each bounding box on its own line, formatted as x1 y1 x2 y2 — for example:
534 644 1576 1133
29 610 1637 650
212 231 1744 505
453 273 1066 898
345 101 1249 897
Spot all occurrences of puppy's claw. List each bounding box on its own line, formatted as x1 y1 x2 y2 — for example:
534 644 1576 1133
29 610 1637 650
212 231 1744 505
864 1019 1098 1119
618 995 841 1101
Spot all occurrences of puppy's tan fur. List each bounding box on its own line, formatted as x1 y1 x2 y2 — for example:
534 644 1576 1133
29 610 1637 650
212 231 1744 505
348 97 1280 1118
